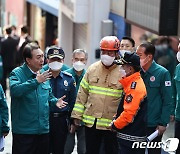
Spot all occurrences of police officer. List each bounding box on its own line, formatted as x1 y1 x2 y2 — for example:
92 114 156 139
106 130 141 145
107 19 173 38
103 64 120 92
136 42 172 154
110 52 147 154
46 46 76 154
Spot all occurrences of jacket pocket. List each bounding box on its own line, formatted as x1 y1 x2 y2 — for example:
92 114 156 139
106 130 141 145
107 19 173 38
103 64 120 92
89 76 99 84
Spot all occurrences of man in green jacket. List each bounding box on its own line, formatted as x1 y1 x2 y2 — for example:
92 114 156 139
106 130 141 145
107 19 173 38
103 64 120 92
171 42 180 154
0 84 9 151
9 42 67 154
136 42 172 154
64 49 88 154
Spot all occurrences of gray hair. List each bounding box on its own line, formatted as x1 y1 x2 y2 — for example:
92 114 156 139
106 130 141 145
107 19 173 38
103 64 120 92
73 49 88 60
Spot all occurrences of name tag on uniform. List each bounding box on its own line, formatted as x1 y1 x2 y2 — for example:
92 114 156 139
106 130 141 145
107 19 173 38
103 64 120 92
165 81 171 87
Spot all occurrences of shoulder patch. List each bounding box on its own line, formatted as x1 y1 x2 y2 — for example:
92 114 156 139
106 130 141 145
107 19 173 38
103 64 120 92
125 94 133 103
63 71 72 77
165 81 171 87
131 82 137 89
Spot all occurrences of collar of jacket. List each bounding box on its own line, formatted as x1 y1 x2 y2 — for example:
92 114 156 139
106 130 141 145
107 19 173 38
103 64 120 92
100 61 118 71
72 68 86 77
119 72 141 88
22 63 35 78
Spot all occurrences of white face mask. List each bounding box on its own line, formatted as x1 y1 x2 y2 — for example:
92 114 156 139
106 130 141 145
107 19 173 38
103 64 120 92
101 55 115 66
120 50 126 57
49 61 63 71
73 61 85 71
119 67 126 78
177 51 180 62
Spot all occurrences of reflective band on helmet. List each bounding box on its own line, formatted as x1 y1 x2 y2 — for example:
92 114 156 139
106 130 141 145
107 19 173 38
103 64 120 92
73 103 85 113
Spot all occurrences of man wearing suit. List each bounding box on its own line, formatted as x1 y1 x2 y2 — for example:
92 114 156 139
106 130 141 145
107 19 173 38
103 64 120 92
1 26 18 93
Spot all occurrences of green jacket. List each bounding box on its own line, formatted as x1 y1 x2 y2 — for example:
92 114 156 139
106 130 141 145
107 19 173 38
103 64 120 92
9 63 58 134
0 56 3 80
65 68 86 93
141 61 172 127
0 85 9 137
172 63 180 121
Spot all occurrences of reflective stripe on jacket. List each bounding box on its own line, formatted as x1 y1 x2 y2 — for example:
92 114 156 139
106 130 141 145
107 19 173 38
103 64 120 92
71 61 123 130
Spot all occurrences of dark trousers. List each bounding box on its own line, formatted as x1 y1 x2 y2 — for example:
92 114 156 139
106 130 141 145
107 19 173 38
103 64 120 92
12 133 49 154
49 113 68 154
85 124 118 154
146 127 162 154
64 126 86 154
1 66 14 93
175 120 180 154
118 142 145 154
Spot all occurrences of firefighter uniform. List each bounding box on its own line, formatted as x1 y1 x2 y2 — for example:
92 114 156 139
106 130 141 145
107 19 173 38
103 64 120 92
71 61 123 153
112 72 147 154
112 52 147 154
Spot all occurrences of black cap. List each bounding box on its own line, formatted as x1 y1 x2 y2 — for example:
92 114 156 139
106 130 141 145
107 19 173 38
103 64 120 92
47 47 65 59
114 52 140 67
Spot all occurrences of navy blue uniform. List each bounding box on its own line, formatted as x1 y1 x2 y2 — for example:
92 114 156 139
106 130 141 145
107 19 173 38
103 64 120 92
49 71 76 154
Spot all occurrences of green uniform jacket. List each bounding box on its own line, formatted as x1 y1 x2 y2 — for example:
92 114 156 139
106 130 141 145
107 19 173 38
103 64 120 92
9 63 58 134
172 63 180 121
141 61 172 127
65 68 86 93
0 85 9 137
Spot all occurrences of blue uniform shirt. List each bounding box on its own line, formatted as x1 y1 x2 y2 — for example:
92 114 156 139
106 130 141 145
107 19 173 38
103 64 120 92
49 71 76 113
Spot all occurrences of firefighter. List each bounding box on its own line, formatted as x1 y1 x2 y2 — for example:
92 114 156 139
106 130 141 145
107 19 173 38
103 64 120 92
110 52 147 154
71 36 123 154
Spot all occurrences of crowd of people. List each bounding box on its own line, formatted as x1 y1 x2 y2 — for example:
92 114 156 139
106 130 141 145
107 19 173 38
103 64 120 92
0 26 180 154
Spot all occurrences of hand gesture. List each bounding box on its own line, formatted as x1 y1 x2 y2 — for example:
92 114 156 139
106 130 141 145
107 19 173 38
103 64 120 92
73 118 81 127
56 95 68 109
156 125 166 136
36 70 52 83
69 124 77 134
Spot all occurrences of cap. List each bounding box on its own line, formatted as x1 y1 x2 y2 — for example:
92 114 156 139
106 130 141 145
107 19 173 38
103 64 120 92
114 52 140 67
47 47 65 59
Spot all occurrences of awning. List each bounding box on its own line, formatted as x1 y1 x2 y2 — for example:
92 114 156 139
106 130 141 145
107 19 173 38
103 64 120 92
26 0 59 17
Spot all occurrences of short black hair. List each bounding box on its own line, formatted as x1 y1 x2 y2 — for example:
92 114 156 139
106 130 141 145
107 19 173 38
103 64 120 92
5 27 12 35
122 36 135 47
23 42 40 62
11 25 17 30
139 42 155 57
21 26 28 34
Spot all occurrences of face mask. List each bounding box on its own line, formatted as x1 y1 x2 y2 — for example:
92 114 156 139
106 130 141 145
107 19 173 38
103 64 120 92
119 50 126 57
161 44 168 50
101 55 115 66
49 61 63 71
140 56 149 68
73 61 85 71
177 51 180 62
119 67 126 78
